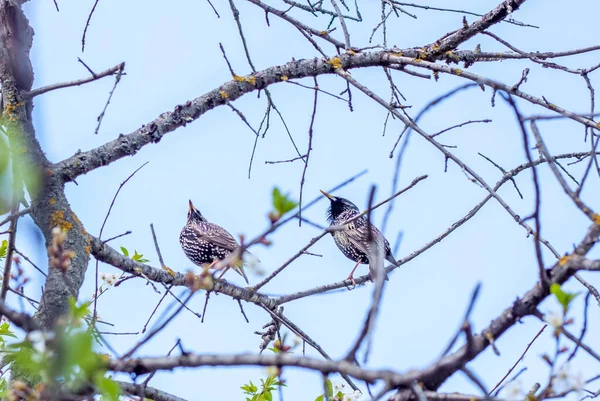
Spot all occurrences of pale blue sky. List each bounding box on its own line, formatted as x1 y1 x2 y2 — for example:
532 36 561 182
12 0 600 399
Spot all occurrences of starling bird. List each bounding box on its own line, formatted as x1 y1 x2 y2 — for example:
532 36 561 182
320 190 398 285
180 200 254 284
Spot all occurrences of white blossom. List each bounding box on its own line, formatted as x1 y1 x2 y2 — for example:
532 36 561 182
543 311 564 329
100 272 119 286
555 363 585 394
502 380 524 401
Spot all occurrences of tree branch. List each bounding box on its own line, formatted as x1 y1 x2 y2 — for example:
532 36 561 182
22 62 124 98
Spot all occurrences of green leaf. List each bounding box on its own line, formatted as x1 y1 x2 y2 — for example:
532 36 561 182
132 250 150 264
68 297 90 322
0 322 16 339
550 283 579 312
272 187 298 217
327 379 333 397
120 246 129 257
315 396 324 401
64 330 99 378
0 377 8 398
6 340 45 383
0 239 8 260
94 373 122 401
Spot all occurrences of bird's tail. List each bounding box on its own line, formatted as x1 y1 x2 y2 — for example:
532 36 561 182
386 254 400 267
233 250 260 285
233 265 250 285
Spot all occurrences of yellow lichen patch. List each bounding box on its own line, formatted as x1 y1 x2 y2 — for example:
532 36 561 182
50 211 72 231
4 101 24 119
452 68 463 76
548 103 557 110
319 30 328 35
346 49 356 55
219 91 229 99
593 213 600 225
84 245 91 256
417 51 427 59
497 53 504 58
558 255 571 266
280 75 289 81
245 75 256 85
49 198 56 205
233 75 245 82
328 57 342 69
389 52 403 57
162 266 177 277
71 212 82 225
596 122 600 128
432 44 440 51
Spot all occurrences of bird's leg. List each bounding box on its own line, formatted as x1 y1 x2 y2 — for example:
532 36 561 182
345 260 362 290
199 260 219 279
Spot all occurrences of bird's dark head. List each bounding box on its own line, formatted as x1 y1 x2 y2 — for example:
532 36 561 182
320 190 360 223
187 200 207 223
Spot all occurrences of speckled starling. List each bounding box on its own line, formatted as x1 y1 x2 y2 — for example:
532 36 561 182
320 190 398 285
180 200 252 284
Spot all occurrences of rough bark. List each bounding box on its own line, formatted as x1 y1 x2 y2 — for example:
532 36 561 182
0 0 91 329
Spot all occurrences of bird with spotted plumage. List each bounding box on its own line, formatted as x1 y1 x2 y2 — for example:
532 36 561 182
180 200 256 284
320 190 399 286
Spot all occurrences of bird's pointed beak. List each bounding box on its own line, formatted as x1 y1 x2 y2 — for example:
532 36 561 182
188 199 195 212
320 190 336 201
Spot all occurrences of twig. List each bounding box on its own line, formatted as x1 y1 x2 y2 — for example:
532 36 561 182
574 273 600 307
388 1 538 28
201 291 211 323
122 290 195 359
298 77 319 226
503 95 548 288
93 162 148 324
23 63 124 98
94 63 125 134
140 339 182 392
431 119 491 138
0 201 19 316
259 305 360 391
0 207 30 227
330 0 351 49
439 283 481 357
236 299 250 323
478 153 523 199
530 120 597 222
567 292 591 361
142 286 170 334
81 0 101 52
150 223 166 268
102 230 132 244
13 248 46 277
489 325 546 395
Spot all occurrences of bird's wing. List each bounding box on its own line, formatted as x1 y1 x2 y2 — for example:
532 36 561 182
345 224 386 258
192 222 240 252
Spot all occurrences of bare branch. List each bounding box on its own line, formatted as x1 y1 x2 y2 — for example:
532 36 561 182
23 62 124 98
